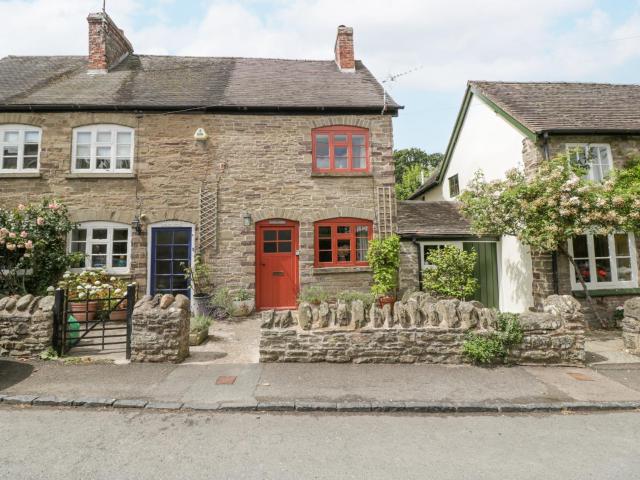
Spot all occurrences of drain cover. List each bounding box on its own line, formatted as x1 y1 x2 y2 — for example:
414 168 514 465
216 375 237 385
567 372 594 381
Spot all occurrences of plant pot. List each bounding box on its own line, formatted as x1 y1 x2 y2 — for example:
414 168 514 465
192 294 213 317
378 295 396 310
109 308 127 321
69 300 98 321
230 299 255 317
189 328 209 346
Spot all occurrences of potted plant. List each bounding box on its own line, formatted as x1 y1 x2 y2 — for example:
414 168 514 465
189 315 211 346
58 269 110 321
230 288 255 317
367 235 400 309
183 254 213 317
105 276 131 321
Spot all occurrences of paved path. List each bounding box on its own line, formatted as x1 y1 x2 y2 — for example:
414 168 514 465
1 407 639 479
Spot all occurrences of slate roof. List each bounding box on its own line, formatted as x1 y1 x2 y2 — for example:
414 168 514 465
397 201 473 238
470 81 640 133
0 55 399 112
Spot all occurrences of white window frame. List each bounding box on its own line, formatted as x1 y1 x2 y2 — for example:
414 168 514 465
566 143 613 182
71 124 134 173
567 232 638 290
0 124 41 173
68 221 132 274
419 241 463 270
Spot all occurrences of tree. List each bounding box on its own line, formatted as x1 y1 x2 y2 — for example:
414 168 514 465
395 163 426 200
422 245 478 300
393 148 443 184
459 155 640 327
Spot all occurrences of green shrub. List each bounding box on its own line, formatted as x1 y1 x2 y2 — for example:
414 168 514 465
190 315 212 333
233 288 253 301
212 287 233 313
422 245 478 300
367 234 400 297
298 286 330 304
336 290 375 309
463 312 523 365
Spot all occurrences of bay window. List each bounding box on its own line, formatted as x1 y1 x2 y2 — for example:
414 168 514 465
315 218 372 267
0 125 41 172
568 233 637 289
312 126 369 173
72 125 134 173
69 222 131 274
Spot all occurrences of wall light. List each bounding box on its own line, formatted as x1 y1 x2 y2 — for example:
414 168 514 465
243 213 252 227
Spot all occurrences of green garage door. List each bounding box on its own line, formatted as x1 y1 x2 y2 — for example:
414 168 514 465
463 242 499 309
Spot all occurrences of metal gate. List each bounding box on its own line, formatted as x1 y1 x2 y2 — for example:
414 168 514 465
52 284 135 359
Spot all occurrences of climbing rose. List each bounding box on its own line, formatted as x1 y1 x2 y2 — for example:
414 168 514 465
36 217 45 226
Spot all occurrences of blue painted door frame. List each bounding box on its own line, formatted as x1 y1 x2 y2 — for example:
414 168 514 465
150 227 192 298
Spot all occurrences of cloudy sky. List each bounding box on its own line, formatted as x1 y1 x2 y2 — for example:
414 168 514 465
1 0 640 152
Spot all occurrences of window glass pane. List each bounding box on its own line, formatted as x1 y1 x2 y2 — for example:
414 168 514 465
72 229 87 241
156 231 172 244
334 135 347 143
173 276 188 289
116 144 131 157
92 229 108 240
3 131 18 143
112 255 127 268
356 226 369 262
263 242 277 253
23 157 38 169
423 245 443 266
593 235 609 257
352 135 365 146
572 235 588 258
113 242 128 254
337 226 350 234
96 146 111 157
76 132 91 144
334 146 348 168
70 242 86 253
315 135 330 169
319 250 332 263
278 241 292 253
91 244 107 255
156 261 171 275
173 246 189 259
575 259 591 283
278 230 291 241
76 145 90 157
2 156 17 169
173 261 185 274
96 131 111 143
91 255 107 268
318 226 331 237
264 230 277 241
75 158 90 169
113 229 128 241
319 239 332 250
24 131 40 143
156 245 171 259
617 258 632 281
3 145 18 156
595 259 611 282
117 132 131 144
337 239 351 262
615 234 630 257
173 230 189 244
156 276 170 290
23 144 38 156
96 158 111 169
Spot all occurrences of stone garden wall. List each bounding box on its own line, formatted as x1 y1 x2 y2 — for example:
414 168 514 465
260 294 585 365
130 293 190 363
622 297 640 355
0 295 54 358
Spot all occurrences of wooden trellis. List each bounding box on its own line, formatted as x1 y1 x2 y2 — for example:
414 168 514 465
375 185 396 238
199 182 218 252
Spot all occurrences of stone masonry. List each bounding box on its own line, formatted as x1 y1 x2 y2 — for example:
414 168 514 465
130 293 190 363
0 112 394 299
0 295 54 358
260 293 585 365
622 297 640 355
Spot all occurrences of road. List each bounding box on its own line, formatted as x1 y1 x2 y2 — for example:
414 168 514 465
1 407 639 479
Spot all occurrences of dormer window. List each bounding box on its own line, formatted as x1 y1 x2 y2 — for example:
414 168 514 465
312 126 369 173
0 125 41 172
566 144 613 182
72 125 134 173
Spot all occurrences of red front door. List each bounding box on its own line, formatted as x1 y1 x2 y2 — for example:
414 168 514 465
256 220 299 310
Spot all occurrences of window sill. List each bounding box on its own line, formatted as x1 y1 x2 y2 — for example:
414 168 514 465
0 172 42 178
65 173 136 179
311 172 373 178
312 266 372 275
572 287 640 298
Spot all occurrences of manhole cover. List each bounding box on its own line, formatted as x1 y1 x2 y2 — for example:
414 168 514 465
216 375 237 385
567 372 594 381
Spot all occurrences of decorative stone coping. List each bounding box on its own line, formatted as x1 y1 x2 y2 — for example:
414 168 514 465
0 295 54 358
260 294 585 365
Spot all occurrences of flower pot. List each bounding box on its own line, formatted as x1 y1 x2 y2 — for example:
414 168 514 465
189 328 209 346
230 299 255 317
69 300 98 321
109 308 127 321
378 295 396 310
192 294 213 317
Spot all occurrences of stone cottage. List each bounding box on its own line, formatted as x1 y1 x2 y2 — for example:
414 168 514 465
0 11 400 309
401 81 640 322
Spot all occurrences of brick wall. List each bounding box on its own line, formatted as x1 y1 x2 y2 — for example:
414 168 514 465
0 112 394 298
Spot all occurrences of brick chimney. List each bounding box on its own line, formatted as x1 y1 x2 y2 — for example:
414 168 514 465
334 25 355 72
87 12 133 74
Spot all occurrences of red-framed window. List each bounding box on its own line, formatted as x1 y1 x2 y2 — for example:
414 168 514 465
312 126 370 173
314 218 373 267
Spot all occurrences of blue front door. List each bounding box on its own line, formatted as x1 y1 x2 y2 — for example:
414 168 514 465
151 227 192 298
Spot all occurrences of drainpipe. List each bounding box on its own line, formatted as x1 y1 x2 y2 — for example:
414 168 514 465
542 131 550 161
412 237 422 291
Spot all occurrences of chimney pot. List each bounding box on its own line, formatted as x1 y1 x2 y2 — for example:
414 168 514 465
334 25 355 72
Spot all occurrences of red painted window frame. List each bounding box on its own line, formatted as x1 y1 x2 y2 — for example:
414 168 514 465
312 126 370 173
314 217 373 267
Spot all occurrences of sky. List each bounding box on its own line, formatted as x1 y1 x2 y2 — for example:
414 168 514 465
1 0 640 153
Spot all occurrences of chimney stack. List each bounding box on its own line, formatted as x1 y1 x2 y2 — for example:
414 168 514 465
334 25 355 72
87 12 133 74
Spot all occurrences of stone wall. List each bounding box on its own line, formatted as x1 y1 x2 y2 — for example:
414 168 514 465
0 112 394 299
398 240 420 294
260 294 585 365
130 293 190 363
0 295 54 358
622 297 640 355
